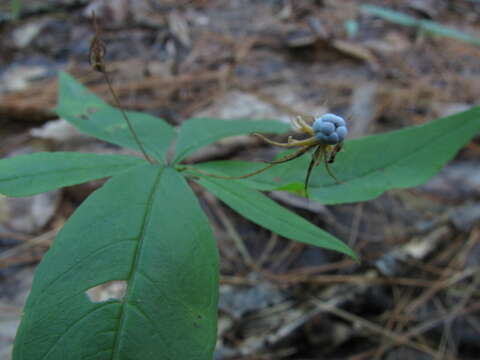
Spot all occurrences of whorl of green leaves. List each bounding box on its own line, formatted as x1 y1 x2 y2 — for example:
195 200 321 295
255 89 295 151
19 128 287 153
3 72 479 359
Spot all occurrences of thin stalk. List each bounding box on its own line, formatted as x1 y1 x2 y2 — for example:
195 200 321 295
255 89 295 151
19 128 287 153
103 72 153 164
304 146 324 198
181 163 276 180
89 10 153 164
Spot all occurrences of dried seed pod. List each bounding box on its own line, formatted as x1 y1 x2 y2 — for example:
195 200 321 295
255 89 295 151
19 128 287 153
86 11 153 164
89 11 106 73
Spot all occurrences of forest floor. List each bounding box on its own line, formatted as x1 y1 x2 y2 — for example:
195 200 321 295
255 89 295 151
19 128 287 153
1 1 480 359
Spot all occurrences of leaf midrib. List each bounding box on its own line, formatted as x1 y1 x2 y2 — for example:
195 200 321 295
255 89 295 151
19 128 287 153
0 163 139 184
110 166 164 359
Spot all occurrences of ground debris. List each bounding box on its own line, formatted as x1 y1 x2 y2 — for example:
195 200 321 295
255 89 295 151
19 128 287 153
1 1 480 359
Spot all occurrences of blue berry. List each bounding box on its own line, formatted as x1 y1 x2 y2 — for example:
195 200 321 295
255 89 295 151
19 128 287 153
336 126 348 141
319 113 346 127
316 121 335 135
312 113 348 144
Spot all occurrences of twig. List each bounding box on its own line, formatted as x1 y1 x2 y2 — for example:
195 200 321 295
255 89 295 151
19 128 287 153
0 229 57 268
263 273 438 287
312 298 455 360
405 240 479 314
256 232 278 268
208 195 254 266
348 202 364 247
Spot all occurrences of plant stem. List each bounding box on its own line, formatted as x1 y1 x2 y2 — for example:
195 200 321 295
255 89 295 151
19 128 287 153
103 72 153 164
181 163 276 180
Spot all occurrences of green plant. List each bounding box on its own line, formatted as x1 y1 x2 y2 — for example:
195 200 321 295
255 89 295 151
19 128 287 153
361 4 480 47
3 72 479 359
10 0 21 20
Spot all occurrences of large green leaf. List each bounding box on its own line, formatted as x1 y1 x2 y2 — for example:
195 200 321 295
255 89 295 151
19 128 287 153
192 107 480 204
57 72 175 163
0 152 144 197
196 176 356 259
173 117 290 163
14 165 219 360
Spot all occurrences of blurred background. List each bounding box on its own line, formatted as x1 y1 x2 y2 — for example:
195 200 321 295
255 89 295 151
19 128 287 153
1 0 480 359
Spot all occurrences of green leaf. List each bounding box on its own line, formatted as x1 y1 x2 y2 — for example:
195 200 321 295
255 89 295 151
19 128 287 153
11 0 22 20
57 72 176 163
307 106 480 203
344 19 359 39
196 176 356 259
361 5 480 47
360 4 418 26
0 152 144 197
193 106 480 204
14 165 219 360
173 117 290 163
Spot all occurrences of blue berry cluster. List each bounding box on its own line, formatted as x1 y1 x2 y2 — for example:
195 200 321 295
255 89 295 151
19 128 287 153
312 113 348 145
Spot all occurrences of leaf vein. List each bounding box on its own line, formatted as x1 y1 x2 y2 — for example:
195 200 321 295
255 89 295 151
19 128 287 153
110 167 164 359
39 302 115 360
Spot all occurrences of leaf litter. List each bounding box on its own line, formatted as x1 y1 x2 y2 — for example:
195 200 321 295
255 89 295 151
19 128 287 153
1 0 480 359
